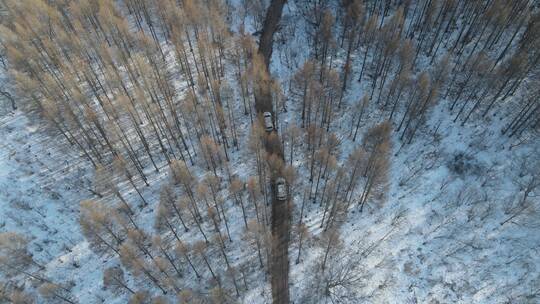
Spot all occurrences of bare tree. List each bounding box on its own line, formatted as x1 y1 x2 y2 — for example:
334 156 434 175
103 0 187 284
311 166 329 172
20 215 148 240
1 283 34 304
244 220 267 269
79 200 124 255
358 121 391 212
128 290 150 304
230 178 249 229
301 253 363 304
103 266 135 295
193 240 219 284
501 150 540 226
119 242 168 294
320 226 341 273
0 232 38 278
175 240 201 279
295 223 310 264
38 283 75 304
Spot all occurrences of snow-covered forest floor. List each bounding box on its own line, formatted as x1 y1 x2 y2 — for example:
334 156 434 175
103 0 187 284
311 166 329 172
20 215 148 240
274 3 540 302
2 58 539 304
1 0 540 303
286 100 540 303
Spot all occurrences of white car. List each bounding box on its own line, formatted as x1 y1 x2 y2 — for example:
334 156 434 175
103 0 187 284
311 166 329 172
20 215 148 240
275 177 287 201
263 112 274 132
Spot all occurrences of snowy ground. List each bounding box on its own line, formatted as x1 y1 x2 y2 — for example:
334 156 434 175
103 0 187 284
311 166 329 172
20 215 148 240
1 1 539 303
285 99 540 303
271 4 540 302
1 89 538 303
0 112 89 261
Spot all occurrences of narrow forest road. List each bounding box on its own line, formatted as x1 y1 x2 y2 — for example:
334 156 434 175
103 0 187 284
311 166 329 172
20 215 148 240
255 1 289 303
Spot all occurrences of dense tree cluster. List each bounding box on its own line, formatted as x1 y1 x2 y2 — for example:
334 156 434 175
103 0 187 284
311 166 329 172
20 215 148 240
0 0 538 302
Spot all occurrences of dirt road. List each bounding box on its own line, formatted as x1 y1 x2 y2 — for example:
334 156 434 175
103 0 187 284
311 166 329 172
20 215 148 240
256 1 289 302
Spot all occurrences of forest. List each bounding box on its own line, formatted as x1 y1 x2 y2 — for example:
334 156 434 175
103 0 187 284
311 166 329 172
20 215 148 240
0 0 539 303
